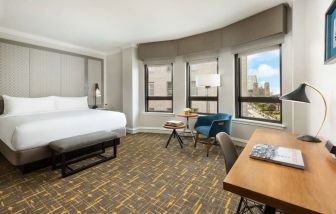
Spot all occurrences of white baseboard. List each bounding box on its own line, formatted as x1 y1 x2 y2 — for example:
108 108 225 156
231 137 248 147
127 126 248 147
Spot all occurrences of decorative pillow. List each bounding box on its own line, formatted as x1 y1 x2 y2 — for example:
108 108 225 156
54 96 88 111
3 95 56 115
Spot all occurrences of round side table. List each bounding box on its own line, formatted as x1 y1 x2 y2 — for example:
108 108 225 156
176 113 198 143
163 124 186 148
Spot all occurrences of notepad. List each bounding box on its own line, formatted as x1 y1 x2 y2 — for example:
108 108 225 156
250 143 305 169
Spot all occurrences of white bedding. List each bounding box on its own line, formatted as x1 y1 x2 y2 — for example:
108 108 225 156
0 109 126 151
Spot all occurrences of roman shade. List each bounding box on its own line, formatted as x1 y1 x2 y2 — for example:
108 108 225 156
221 4 287 47
138 40 178 60
138 4 288 60
178 29 221 55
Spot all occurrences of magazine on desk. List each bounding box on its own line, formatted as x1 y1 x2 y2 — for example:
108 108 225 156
250 143 305 169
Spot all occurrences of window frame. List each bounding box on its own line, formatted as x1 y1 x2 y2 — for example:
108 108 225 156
235 45 283 123
145 63 174 113
186 59 219 115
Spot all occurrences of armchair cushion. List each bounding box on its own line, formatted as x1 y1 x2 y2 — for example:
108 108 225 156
195 125 210 137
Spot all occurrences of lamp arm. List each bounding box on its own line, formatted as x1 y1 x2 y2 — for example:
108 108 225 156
305 83 327 137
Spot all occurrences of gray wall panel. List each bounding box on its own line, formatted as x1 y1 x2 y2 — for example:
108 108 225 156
29 49 61 97
0 42 30 97
60 55 85 96
0 39 104 114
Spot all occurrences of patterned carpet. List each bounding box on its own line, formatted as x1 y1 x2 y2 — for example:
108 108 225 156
0 133 241 213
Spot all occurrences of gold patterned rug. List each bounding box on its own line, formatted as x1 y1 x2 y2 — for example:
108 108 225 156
0 133 240 213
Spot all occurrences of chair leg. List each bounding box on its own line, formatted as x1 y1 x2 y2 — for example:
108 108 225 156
236 197 243 214
194 133 199 147
206 139 213 157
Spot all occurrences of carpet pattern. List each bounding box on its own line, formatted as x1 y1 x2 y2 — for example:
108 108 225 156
0 133 240 213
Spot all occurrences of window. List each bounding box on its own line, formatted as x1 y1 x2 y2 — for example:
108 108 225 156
187 60 218 114
167 81 172 96
235 46 282 123
145 64 173 112
149 82 154 96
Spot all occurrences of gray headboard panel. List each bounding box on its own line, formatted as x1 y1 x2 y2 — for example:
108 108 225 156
0 38 104 114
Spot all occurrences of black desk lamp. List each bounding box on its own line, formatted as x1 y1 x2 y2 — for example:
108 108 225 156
280 82 327 143
92 83 101 109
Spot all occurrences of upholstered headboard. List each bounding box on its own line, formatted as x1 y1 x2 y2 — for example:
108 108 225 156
0 39 104 113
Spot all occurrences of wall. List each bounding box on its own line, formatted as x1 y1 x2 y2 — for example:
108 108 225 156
106 51 123 111
303 0 336 143
122 47 139 129
135 36 292 143
103 1 336 144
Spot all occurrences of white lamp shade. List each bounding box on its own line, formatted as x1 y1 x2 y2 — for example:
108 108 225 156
195 74 220 87
95 88 101 97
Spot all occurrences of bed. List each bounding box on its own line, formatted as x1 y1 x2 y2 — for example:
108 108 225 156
0 96 127 167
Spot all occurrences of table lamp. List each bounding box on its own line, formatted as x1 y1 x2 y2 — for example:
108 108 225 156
92 83 101 109
280 82 327 143
195 74 220 113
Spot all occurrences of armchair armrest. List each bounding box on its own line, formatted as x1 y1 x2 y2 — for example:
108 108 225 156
208 119 232 137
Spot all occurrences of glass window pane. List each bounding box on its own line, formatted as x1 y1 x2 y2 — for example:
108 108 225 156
241 102 281 121
240 48 280 97
189 61 218 97
148 100 172 112
191 101 217 114
167 81 172 96
147 65 172 96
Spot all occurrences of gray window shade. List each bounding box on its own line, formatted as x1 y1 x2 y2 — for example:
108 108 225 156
221 4 287 47
178 30 221 55
138 4 287 60
138 40 178 60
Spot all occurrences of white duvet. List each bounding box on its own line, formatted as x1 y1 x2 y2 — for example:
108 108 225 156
0 109 127 151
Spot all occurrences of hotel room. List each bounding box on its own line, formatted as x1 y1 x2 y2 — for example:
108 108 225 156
0 0 335 213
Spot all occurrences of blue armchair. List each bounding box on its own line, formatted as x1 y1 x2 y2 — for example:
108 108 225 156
194 113 232 156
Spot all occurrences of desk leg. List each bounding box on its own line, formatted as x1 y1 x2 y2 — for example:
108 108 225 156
263 205 276 214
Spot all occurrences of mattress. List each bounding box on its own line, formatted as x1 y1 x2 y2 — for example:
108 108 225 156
0 109 127 151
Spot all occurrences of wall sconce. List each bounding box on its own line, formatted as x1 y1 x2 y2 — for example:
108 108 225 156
92 83 101 109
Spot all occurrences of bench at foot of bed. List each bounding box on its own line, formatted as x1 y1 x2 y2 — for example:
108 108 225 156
49 131 118 178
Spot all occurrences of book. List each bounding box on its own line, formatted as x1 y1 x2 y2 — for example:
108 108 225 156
165 120 184 127
250 143 305 169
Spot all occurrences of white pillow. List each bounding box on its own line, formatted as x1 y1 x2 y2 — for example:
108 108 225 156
3 95 56 115
55 96 89 111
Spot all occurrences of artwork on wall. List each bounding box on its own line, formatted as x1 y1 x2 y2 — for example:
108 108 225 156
325 0 336 64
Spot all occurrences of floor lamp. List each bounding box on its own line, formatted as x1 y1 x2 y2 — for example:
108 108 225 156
195 74 220 113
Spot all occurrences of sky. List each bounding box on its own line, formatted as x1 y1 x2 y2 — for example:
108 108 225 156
247 49 280 95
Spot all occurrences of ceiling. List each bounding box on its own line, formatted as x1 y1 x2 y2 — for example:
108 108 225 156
0 0 290 54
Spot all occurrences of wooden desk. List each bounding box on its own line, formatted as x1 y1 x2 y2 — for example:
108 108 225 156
223 129 336 213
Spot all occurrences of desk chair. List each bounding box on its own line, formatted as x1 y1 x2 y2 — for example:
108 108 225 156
216 132 264 214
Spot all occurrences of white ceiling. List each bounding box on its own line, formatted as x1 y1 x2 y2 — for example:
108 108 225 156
0 0 290 54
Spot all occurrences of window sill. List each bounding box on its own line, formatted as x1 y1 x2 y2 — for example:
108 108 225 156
232 118 286 130
142 112 175 117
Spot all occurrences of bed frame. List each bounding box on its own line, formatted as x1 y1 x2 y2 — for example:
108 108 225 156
0 128 126 173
